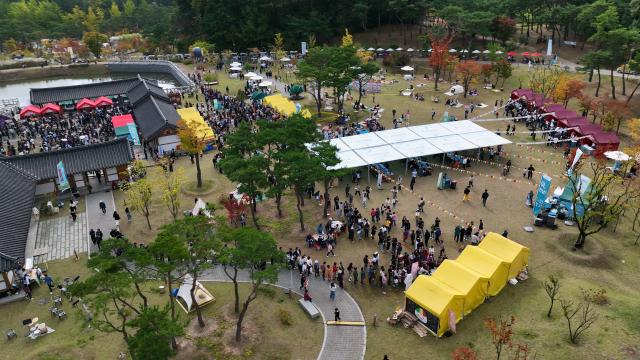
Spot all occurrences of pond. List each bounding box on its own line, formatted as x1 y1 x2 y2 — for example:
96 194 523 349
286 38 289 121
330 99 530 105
0 72 178 106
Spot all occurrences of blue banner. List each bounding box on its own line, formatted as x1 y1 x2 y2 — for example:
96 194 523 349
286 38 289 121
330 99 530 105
127 122 141 145
533 174 552 216
56 161 70 192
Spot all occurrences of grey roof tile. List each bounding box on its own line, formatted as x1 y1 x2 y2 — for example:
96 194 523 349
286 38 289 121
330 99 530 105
0 162 37 259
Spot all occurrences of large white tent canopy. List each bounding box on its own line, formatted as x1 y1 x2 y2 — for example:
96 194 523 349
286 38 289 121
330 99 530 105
325 120 511 170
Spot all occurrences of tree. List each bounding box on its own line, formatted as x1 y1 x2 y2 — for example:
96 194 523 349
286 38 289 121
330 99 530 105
352 60 379 105
484 316 515 360
341 28 353 47
124 178 153 230
82 31 108 58
177 119 206 188
569 161 640 249
325 46 361 112
554 76 586 107
490 16 516 45
69 238 150 342
492 60 512 90
625 52 640 105
148 225 190 350
452 347 479 360
528 66 563 99
127 306 184 360
560 298 598 344
456 60 482 98
582 50 609 97
220 122 269 229
313 141 347 219
297 46 332 116
158 216 218 328
428 30 452 91
543 275 561 318
154 165 183 221
604 100 632 134
219 227 282 342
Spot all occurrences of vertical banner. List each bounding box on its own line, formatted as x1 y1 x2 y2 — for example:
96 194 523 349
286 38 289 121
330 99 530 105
567 148 583 176
57 161 70 192
546 39 553 56
301 41 307 55
533 174 552 216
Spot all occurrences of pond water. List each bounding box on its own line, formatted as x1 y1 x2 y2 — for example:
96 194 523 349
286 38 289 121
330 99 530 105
0 72 178 106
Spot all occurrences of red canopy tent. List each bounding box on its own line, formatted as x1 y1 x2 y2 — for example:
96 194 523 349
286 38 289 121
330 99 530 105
111 114 134 128
510 88 534 100
507 51 518 56
41 103 62 115
558 116 590 130
575 123 602 137
586 131 620 157
19 105 41 118
94 96 114 107
529 94 551 108
542 104 566 113
521 52 530 56
76 98 96 111
531 52 542 57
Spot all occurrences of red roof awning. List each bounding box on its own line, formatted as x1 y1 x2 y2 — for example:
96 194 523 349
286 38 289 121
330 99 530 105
531 52 542 57
19 105 41 118
76 98 96 110
521 52 530 56
111 114 134 128
41 103 62 114
559 117 590 128
94 96 114 107
507 51 518 56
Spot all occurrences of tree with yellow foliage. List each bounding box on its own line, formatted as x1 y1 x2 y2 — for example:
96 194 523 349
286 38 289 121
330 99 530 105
554 76 586 107
341 28 353 47
177 120 206 188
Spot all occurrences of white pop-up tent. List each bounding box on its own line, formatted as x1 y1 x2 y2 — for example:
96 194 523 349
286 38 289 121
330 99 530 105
320 120 511 178
175 275 215 313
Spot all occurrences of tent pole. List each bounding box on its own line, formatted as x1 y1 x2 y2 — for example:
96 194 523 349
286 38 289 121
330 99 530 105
367 166 370 184
477 148 481 160
405 159 408 176
441 153 445 165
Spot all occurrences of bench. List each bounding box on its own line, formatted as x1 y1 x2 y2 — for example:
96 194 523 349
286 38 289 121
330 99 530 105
298 298 320 319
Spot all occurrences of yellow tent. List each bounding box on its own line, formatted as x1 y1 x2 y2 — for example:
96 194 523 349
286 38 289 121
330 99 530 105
456 246 511 296
263 94 312 118
404 275 465 337
432 259 489 314
177 107 215 141
478 232 530 279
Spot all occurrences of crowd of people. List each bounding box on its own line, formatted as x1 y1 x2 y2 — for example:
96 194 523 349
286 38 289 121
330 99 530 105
0 104 129 156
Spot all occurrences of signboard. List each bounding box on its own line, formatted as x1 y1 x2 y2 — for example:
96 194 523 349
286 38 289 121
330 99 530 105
533 174 552 216
301 41 307 55
56 161 70 192
405 298 439 335
546 39 553 57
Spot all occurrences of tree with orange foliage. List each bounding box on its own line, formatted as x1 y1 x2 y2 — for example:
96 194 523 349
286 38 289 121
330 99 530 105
481 63 494 84
452 347 479 360
577 94 595 119
604 100 632 134
484 316 515 360
428 32 452 91
456 60 482 98
555 78 586 107
177 119 206 188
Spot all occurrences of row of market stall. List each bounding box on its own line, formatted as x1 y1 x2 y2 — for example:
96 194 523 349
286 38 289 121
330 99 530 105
511 89 620 157
18 96 115 118
403 233 530 337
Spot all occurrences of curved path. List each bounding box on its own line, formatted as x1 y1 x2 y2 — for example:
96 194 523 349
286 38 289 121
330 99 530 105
201 266 366 360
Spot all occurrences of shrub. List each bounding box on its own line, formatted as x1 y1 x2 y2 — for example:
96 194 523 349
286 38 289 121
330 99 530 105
278 309 293 326
581 287 609 305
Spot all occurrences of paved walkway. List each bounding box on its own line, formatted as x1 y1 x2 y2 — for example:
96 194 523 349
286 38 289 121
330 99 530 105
86 189 117 252
200 266 366 360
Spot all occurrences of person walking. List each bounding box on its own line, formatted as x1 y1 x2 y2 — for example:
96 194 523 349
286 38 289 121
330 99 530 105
463 186 471 202
43 271 54 294
89 229 96 245
330 282 337 300
326 243 335 257
95 229 103 250
468 174 474 188
125 207 132 223
527 165 535 180
334 307 341 322
113 211 121 230
481 189 490 206
99 200 106 214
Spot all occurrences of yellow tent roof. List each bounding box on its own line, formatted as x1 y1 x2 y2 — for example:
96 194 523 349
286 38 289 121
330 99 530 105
405 275 462 317
177 107 215 141
432 259 489 314
478 232 530 279
456 246 510 296
263 94 311 118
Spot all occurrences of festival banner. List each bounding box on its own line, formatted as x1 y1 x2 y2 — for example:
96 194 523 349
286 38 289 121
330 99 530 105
533 174 552 216
56 161 70 192
127 122 141 145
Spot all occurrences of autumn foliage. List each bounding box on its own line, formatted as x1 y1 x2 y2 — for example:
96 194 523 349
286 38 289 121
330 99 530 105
428 33 452 90
456 60 482 98
452 347 479 360
484 316 515 360
554 77 586 106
